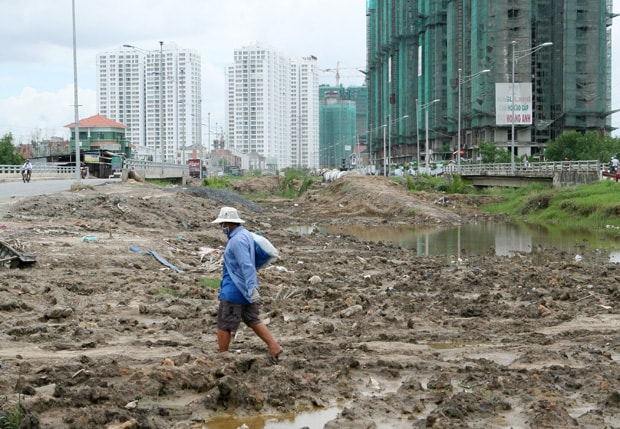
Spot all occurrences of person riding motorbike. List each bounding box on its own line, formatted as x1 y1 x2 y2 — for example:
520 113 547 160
21 159 33 181
610 156 619 174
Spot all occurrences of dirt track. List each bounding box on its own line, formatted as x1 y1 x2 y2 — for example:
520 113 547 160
0 175 619 429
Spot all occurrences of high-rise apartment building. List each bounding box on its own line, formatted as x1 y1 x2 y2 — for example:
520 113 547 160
96 43 202 163
226 43 319 170
366 0 613 165
319 85 368 169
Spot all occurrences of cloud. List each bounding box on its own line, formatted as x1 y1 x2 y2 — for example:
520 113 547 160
9 1 616 140
0 86 96 142
0 0 367 140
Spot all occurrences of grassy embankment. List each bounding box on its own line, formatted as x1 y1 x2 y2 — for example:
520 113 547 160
480 180 620 231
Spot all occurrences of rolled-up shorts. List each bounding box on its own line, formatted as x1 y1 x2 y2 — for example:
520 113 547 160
217 300 261 332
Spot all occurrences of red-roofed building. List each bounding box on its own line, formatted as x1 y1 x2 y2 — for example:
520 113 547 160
65 114 130 157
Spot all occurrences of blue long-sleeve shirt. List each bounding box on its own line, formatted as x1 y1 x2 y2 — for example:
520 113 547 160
218 225 257 304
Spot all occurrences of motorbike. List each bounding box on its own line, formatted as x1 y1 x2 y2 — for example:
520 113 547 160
80 166 88 179
21 169 31 183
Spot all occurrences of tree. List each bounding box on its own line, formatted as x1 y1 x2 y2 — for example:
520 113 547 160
477 142 511 163
545 131 620 162
0 133 25 165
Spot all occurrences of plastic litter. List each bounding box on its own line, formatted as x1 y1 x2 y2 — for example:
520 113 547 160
129 245 184 273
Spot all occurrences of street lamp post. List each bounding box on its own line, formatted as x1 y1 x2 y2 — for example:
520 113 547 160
425 110 430 172
416 99 440 175
510 41 552 172
71 0 81 181
458 68 490 171
387 115 391 176
382 122 387 176
206 112 210 178
416 99 420 174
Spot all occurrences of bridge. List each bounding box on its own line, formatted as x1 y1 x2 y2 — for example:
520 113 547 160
0 160 189 183
0 160 605 188
450 160 602 187
122 160 189 183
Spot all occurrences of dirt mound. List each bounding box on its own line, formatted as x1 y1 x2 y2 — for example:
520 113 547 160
293 173 499 225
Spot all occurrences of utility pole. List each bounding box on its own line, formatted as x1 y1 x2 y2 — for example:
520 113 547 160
71 0 80 180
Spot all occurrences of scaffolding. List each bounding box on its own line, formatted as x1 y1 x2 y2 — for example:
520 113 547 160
319 86 357 169
366 0 613 165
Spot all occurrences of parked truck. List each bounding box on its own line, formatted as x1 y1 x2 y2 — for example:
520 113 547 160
187 159 202 178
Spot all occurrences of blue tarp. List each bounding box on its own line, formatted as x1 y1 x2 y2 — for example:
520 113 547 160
129 245 184 273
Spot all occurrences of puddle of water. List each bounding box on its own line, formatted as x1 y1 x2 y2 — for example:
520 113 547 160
201 406 341 429
568 403 598 419
425 340 484 349
288 222 620 262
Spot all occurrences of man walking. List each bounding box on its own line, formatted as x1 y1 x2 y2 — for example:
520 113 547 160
212 206 283 359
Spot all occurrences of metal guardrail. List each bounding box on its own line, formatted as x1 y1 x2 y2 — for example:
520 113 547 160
457 160 601 176
123 159 189 181
123 159 188 171
1 161 188 175
0 164 77 175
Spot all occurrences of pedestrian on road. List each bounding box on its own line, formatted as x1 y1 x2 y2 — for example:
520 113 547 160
212 206 283 359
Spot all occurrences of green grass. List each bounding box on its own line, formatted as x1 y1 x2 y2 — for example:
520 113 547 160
405 174 475 194
198 277 220 289
202 176 231 189
201 169 318 200
146 179 178 186
2 366 22 429
481 180 620 230
2 405 21 429
150 287 177 296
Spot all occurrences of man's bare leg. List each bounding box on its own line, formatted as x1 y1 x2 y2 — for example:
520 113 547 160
249 322 283 357
217 328 232 353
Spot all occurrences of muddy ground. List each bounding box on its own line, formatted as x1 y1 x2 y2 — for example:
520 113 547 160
0 174 618 429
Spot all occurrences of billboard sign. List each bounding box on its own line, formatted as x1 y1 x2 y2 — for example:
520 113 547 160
84 153 99 163
495 82 532 126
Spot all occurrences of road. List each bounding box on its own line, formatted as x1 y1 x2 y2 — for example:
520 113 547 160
0 178 120 201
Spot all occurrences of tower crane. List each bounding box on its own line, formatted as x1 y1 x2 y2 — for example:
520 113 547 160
320 61 366 86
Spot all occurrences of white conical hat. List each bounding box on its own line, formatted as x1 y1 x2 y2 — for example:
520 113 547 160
211 207 245 224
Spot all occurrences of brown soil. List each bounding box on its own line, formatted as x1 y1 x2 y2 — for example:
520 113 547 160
0 174 618 429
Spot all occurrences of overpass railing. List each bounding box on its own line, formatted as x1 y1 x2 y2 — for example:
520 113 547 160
1 160 189 181
123 159 187 172
457 160 601 176
123 159 188 180
0 163 76 175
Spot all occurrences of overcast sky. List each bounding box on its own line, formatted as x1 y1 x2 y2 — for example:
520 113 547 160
1 0 619 144
0 0 367 143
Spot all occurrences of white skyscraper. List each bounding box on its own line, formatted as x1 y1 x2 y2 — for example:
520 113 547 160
290 56 320 169
96 43 201 163
226 42 319 170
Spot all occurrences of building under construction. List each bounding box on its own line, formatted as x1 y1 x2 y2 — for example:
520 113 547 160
319 85 368 169
366 0 615 166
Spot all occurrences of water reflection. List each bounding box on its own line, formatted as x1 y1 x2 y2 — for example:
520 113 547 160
202 406 341 429
288 223 620 262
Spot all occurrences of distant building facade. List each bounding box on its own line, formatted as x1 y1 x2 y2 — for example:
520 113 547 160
225 42 319 171
65 114 129 156
96 43 202 163
366 0 613 165
319 85 368 169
